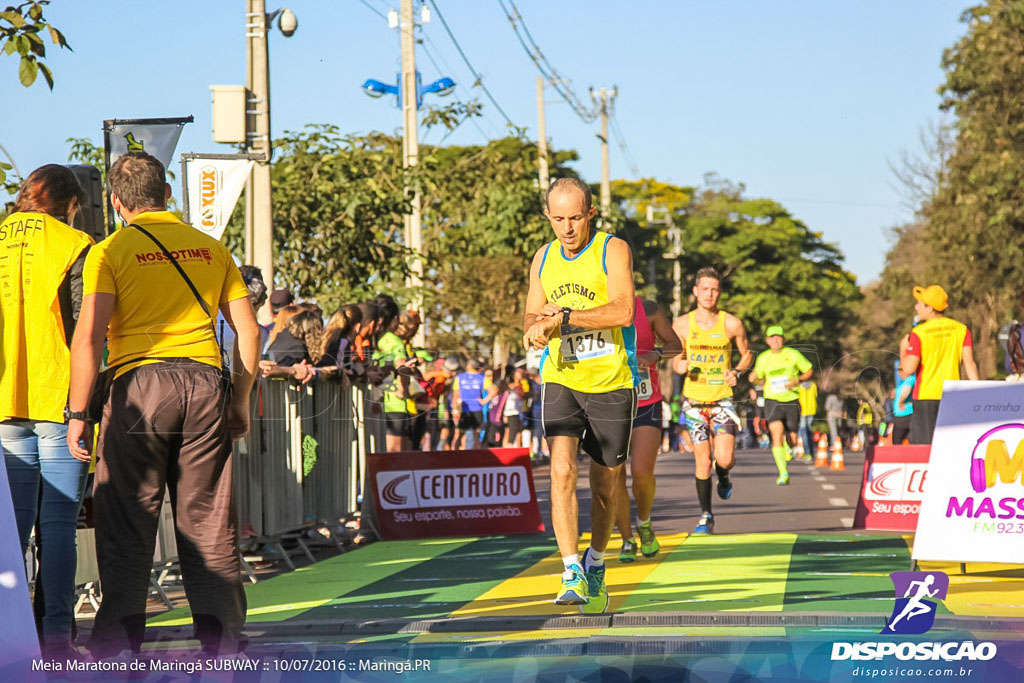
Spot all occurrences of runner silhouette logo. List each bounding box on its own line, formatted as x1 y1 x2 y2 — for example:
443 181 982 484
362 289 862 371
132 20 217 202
881 571 948 635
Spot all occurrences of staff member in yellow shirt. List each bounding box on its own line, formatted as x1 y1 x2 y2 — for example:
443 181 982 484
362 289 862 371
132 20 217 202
66 153 260 658
899 285 979 444
0 165 93 655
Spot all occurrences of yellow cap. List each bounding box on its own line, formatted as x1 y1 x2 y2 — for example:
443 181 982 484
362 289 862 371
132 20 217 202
912 285 948 312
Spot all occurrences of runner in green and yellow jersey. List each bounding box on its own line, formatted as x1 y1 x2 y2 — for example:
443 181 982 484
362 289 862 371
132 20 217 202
672 267 752 535
750 325 813 485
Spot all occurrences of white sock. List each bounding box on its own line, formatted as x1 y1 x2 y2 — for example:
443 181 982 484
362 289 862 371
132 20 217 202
637 517 650 527
584 547 605 570
562 554 580 576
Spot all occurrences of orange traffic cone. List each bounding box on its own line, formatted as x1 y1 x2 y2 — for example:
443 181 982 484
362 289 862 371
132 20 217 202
850 433 862 452
815 435 829 467
830 440 846 471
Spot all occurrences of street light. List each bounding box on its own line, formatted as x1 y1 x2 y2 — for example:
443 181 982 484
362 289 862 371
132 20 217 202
245 0 297 319
359 73 455 107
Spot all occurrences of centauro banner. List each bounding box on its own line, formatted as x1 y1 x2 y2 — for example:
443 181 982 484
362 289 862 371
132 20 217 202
183 157 253 241
103 116 192 170
913 380 1024 564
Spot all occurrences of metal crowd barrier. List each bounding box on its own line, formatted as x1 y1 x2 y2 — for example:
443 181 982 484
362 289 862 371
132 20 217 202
232 378 384 569
73 378 383 613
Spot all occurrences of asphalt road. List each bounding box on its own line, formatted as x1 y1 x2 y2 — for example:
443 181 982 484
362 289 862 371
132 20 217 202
531 445 867 537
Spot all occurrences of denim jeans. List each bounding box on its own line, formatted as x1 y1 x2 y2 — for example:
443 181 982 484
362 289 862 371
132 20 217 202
800 415 815 454
1 420 88 642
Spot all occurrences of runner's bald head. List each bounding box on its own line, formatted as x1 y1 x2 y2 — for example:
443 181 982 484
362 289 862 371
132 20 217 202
546 177 592 211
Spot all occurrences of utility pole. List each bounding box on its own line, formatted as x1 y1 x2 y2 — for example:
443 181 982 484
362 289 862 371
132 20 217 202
591 86 617 220
246 0 274 321
648 203 684 319
536 76 549 194
400 0 425 346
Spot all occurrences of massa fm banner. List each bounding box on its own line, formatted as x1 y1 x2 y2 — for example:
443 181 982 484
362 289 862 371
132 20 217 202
368 448 544 540
913 381 1024 564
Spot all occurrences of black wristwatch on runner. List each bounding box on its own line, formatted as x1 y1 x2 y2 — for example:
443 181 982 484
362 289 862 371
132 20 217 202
561 307 572 326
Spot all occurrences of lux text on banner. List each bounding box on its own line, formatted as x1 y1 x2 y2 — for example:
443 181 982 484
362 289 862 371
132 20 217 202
368 448 545 540
184 157 253 240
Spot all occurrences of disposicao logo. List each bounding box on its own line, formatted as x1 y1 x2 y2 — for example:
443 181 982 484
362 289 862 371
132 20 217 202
831 570 997 663
881 571 948 635
947 423 1024 520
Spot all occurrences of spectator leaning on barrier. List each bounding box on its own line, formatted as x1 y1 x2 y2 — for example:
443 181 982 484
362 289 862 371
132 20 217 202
0 165 93 655
66 152 260 658
899 284 979 445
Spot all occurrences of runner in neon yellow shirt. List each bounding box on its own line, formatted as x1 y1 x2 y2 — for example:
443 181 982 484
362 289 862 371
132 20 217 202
750 326 813 485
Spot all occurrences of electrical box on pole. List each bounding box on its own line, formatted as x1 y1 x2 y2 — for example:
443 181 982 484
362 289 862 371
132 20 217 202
210 85 248 144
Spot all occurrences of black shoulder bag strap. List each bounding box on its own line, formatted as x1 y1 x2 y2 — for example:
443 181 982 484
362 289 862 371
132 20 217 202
128 223 232 389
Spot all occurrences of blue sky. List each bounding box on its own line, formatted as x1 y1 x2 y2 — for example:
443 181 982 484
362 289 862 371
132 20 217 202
2 0 968 283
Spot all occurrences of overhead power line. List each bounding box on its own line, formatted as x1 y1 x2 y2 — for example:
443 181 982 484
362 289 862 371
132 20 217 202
497 0 597 123
353 0 388 21
609 111 640 179
427 0 518 129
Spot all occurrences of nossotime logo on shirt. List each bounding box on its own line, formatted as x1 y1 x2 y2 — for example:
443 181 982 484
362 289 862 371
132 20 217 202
135 248 213 266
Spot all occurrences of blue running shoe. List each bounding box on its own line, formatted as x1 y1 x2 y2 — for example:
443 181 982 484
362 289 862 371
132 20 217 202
717 476 733 500
554 564 588 605
693 512 715 535
579 549 609 614
776 474 790 486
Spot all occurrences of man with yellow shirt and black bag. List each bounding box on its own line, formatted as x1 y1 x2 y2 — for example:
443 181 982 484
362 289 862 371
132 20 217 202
673 267 752 535
899 284 978 444
523 177 637 613
66 152 261 658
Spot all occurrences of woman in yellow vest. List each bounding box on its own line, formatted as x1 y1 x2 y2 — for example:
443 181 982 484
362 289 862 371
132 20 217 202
0 165 93 655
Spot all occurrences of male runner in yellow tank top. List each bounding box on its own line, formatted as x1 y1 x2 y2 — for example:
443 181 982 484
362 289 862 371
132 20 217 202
523 177 637 613
672 267 752 535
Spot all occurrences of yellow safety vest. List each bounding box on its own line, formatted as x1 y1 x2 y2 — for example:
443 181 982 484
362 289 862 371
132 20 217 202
683 310 733 403
0 212 93 422
539 231 636 393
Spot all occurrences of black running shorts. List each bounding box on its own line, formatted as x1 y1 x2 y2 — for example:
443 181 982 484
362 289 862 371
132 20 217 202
541 383 636 467
385 412 412 437
632 401 662 430
457 410 485 431
764 398 800 433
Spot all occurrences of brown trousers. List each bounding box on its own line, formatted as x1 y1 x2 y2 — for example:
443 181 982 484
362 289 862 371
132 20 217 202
89 360 245 656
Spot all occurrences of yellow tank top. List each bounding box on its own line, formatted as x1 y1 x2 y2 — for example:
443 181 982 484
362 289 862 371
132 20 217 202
539 231 637 393
683 310 733 403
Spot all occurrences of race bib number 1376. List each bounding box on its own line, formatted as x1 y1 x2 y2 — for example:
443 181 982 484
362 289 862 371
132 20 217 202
560 326 615 362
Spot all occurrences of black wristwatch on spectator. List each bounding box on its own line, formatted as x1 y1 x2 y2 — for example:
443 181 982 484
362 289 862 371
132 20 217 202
64 406 91 423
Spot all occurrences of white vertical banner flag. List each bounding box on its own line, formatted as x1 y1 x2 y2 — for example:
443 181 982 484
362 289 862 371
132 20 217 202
912 380 1024 564
184 157 253 240
105 116 192 169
